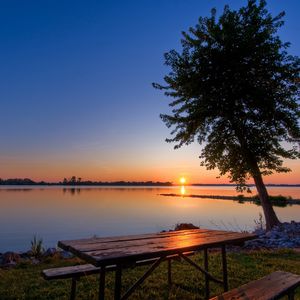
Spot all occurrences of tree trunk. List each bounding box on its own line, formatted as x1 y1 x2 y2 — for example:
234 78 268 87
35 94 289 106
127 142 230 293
252 168 281 231
233 126 281 230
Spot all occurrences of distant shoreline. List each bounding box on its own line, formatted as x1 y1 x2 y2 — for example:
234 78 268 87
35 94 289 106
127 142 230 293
0 178 300 187
1 184 300 187
191 184 300 187
1 183 300 187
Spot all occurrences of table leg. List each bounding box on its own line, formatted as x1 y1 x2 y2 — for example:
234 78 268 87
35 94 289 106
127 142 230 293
168 259 172 288
98 267 106 300
204 248 209 299
221 245 228 292
288 290 295 300
115 265 122 300
121 257 164 300
70 277 77 300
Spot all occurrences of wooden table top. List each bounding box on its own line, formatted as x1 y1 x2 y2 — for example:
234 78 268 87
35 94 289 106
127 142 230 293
58 229 256 267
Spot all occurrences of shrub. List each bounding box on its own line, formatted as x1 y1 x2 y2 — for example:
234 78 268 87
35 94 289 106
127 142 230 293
30 235 44 258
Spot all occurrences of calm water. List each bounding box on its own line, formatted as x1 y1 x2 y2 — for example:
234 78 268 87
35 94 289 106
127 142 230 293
0 185 299 252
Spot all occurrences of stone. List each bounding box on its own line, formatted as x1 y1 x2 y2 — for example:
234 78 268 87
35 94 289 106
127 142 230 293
174 223 199 231
245 221 300 250
20 251 32 259
60 251 73 259
2 252 21 264
43 247 57 257
31 258 40 265
3 261 17 268
253 228 265 236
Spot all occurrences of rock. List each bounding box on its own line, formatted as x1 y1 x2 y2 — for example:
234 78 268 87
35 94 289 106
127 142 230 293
245 221 300 250
20 251 32 259
60 251 73 259
2 252 21 265
253 228 265 236
43 247 57 257
174 223 199 231
31 258 40 265
3 261 17 268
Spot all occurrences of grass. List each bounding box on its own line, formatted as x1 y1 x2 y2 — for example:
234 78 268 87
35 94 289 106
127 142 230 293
0 249 300 299
30 235 44 258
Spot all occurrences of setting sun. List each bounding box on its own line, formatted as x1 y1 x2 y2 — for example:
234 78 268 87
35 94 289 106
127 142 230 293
180 177 186 185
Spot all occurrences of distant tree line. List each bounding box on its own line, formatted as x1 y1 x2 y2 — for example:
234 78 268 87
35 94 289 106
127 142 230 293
0 177 173 186
0 178 47 185
0 177 298 187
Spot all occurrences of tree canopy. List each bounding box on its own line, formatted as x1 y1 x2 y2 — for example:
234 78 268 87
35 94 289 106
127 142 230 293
153 0 300 229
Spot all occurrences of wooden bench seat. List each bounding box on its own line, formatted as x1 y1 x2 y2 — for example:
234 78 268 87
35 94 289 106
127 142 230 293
210 271 300 300
42 252 193 280
42 252 194 299
42 263 101 280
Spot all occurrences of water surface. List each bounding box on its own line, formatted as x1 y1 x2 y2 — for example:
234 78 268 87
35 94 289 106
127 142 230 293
0 185 299 252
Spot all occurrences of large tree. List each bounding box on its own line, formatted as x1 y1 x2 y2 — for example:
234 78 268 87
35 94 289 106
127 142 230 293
153 0 300 230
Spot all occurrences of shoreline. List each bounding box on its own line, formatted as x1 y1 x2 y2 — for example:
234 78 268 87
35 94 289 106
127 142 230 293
1 183 300 187
159 193 300 205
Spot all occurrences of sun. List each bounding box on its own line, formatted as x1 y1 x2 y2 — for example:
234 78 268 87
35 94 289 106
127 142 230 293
179 177 186 185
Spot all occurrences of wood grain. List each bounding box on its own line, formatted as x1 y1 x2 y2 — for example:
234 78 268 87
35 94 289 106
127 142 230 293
210 271 300 300
58 229 256 267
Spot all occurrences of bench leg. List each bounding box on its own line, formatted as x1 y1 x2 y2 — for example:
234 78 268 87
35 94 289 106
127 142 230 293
114 265 122 300
167 259 172 288
70 278 77 300
221 245 228 292
204 248 209 300
288 290 295 300
99 267 106 300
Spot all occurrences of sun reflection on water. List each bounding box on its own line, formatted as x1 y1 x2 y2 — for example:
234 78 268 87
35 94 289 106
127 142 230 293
180 186 186 195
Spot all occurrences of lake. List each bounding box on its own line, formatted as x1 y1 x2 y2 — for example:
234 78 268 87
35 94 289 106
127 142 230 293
0 185 299 252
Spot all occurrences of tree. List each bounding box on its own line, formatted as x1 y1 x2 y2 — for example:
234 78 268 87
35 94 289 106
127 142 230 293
153 0 300 230
70 176 77 185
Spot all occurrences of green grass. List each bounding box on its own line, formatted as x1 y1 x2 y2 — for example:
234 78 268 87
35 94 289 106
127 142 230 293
0 249 300 299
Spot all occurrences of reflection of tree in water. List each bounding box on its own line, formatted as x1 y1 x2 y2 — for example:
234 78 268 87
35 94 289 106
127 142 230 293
63 188 81 195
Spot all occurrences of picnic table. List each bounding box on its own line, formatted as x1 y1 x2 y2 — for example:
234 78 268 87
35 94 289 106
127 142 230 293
58 229 256 299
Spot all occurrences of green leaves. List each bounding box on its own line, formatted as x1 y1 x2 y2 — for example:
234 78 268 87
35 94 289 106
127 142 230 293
154 0 300 190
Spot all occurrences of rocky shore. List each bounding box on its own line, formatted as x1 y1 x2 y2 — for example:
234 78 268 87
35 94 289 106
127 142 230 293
244 221 300 249
0 248 73 268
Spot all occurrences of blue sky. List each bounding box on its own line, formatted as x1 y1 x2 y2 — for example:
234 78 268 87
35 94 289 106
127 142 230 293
0 0 299 183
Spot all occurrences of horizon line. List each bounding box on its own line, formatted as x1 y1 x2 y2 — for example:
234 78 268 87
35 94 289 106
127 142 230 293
0 178 300 186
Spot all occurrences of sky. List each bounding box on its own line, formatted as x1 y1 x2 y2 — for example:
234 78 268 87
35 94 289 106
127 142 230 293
0 0 299 184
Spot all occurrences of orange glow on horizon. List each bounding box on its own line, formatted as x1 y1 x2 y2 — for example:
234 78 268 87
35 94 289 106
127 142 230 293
1 156 300 184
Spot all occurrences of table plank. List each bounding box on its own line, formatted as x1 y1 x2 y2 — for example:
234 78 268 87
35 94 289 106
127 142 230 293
59 229 256 267
63 230 232 252
59 229 212 247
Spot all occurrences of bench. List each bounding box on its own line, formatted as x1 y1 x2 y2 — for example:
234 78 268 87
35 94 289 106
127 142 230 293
210 271 300 300
42 252 193 300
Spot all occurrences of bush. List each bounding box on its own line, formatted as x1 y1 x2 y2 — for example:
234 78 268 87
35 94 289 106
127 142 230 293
30 235 44 258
